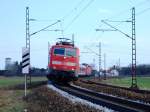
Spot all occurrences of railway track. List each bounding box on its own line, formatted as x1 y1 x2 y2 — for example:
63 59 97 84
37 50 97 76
53 83 150 112
80 79 150 94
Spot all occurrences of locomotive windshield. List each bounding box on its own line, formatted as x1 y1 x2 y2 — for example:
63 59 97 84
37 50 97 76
65 48 76 57
54 48 76 57
54 48 65 55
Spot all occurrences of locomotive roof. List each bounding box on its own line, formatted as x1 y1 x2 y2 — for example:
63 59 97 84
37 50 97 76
52 44 77 49
56 41 74 46
55 38 75 46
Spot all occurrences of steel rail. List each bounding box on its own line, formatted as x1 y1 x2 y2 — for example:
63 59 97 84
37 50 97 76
53 83 150 112
80 79 150 94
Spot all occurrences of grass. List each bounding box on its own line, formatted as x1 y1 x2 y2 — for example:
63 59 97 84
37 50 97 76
0 90 25 112
0 76 47 88
102 76 150 90
0 76 47 112
136 77 150 90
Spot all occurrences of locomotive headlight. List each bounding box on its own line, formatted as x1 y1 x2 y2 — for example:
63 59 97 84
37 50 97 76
72 68 75 71
52 61 62 65
66 62 76 66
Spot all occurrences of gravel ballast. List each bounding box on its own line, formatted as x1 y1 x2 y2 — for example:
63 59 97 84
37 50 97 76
25 85 106 112
74 80 150 103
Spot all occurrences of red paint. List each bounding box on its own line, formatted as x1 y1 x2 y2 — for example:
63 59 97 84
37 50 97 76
48 44 79 73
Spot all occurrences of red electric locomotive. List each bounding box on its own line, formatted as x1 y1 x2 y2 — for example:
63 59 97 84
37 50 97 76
47 38 79 82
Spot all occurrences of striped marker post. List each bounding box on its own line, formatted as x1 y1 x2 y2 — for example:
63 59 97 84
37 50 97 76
22 47 30 74
22 47 30 97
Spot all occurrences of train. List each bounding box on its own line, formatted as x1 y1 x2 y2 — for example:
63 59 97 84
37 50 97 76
78 63 93 77
47 38 80 82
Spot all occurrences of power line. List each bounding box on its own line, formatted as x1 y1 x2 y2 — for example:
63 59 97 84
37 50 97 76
84 46 99 56
123 7 150 21
105 0 150 21
136 7 150 16
103 6 150 31
134 0 150 8
64 0 95 31
62 0 86 20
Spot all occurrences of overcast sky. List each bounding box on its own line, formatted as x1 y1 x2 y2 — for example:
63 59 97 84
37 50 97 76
0 0 150 70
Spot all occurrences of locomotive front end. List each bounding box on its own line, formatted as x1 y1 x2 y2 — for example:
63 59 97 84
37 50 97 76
47 39 79 82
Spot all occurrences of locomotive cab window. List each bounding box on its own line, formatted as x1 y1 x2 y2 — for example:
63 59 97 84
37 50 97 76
54 48 65 55
65 48 76 57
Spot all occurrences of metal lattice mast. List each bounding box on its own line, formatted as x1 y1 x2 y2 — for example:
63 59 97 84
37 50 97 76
26 7 30 50
131 7 137 88
26 7 31 85
99 42 101 77
96 7 138 89
104 53 106 80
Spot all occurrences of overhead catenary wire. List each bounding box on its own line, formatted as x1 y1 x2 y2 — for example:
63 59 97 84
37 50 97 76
105 0 150 21
122 7 150 23
101 6 150 33
64 0 95 31
84 46 99 56
61 0 86 21
135 7 150 16
96 0 150 41
60 0 85 34
88 33 104 48
95 0 150 52
134 0 150 8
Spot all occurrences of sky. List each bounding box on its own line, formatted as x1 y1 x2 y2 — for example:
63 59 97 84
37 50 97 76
0 0 150 70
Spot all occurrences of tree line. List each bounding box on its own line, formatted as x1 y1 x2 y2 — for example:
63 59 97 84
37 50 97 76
0 61 47 76
119 64 150 76
0 62 150 76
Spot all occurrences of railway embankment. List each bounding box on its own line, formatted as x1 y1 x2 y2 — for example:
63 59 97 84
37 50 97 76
25 85 106 112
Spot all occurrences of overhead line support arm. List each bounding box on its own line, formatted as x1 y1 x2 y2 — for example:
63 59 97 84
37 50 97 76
101 20 132 40
30 20 61 36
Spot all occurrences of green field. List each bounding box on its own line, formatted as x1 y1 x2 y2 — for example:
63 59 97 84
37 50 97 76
0 76 47 112
102 76 150 90
0 90 25 112
0 76 47 88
